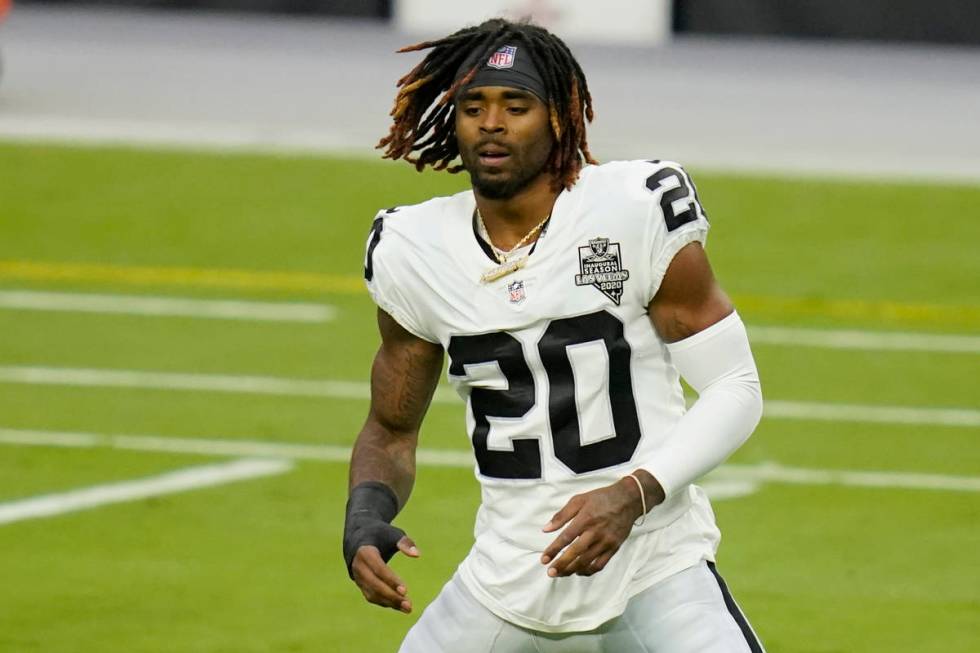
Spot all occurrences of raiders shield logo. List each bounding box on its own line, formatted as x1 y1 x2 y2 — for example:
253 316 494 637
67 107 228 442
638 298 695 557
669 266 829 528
574 237 630 305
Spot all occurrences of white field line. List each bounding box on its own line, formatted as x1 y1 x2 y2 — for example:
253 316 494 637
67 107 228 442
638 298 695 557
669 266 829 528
748 326 980 354
1 428 977 494
719 462 980 493
749 326 980 354
1 365 978 428
0 457 293 526
762 401 980 428
0 428 470 468
0 425 752 503
0 115 373 157
3 115 980 184
0 290 335 323
0 366 380 401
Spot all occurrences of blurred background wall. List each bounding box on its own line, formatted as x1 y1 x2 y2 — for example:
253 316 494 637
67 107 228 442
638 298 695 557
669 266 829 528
12 0 980 45
14 0 393 19
3 0 979 181
675 0 980 46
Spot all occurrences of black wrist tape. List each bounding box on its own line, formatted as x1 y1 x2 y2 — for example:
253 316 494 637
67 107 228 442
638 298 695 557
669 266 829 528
343 481 404 578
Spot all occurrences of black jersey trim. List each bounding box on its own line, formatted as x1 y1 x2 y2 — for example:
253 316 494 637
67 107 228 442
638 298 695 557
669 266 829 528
471 211 499 263
364 216 384 282
707 561 766 653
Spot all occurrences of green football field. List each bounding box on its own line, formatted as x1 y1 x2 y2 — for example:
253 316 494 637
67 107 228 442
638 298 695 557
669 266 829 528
0 142 977 652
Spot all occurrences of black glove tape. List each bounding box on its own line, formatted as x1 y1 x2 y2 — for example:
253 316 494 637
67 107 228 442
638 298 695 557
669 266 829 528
343 481 405 579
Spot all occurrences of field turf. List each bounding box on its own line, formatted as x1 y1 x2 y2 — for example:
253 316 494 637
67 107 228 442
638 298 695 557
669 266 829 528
0 142 977 652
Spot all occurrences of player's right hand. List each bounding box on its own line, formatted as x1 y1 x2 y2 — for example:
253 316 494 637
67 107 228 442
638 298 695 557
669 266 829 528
350 536 420 614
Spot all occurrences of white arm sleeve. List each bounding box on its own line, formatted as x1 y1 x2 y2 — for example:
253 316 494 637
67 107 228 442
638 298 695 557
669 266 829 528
644 311 763 498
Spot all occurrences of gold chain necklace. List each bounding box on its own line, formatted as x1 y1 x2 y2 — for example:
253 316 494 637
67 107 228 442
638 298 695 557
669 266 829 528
477 208 550 283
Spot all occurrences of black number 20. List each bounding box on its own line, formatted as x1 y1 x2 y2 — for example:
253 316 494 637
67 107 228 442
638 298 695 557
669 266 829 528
448 310 641 479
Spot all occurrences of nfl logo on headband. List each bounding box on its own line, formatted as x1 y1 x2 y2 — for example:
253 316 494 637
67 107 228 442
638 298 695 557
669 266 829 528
487 45 517 69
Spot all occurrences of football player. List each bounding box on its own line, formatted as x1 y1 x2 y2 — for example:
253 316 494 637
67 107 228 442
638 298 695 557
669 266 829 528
344 18 765 652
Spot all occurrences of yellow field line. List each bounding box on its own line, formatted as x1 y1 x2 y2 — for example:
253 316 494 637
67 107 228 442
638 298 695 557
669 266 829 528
1 259 978 328
734 294 980 329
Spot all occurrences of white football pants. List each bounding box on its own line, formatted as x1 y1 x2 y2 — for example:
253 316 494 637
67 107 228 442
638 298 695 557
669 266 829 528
399 561 764 653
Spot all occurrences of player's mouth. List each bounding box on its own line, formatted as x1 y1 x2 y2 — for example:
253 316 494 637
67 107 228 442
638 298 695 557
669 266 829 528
478 145 511 167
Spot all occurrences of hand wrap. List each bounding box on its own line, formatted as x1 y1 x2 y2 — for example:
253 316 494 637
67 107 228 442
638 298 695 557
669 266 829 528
343 481 404 579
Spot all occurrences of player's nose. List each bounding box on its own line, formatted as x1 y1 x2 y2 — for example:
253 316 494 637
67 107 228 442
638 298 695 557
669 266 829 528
478 107 506 134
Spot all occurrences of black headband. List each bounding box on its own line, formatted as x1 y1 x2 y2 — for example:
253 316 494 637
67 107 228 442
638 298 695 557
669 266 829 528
455 44 548 102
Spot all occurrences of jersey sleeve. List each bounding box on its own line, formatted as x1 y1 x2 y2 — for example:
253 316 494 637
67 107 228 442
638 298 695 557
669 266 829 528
363 210 440 344
640 161 711 303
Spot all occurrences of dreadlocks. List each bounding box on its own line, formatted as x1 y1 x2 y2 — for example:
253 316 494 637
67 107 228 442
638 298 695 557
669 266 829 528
377 18 596 191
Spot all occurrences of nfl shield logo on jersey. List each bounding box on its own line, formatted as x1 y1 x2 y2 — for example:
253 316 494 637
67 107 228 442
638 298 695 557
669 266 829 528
507 279 526 304
487 45 517 69
574 237 630 305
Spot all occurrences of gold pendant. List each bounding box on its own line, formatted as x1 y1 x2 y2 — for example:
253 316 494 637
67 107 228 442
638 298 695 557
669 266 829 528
480 257 527 283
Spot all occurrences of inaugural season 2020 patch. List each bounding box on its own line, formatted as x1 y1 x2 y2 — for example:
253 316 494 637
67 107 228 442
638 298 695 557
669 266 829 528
574 237 630 305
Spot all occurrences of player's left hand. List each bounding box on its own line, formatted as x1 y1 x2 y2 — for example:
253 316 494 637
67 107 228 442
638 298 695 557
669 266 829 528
540 478 644 577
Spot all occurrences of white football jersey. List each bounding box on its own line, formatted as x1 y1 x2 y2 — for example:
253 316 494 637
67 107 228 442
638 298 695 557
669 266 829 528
365 160 722 632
